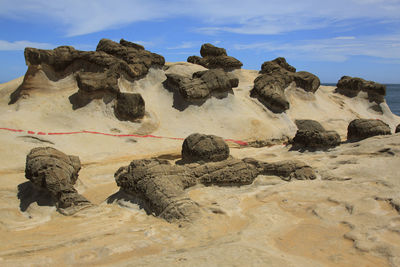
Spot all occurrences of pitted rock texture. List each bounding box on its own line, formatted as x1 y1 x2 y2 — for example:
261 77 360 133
11 39 164 120
25 147 91 215
115 148 316 222
164 69 238 105
336 76 386 104
347 119 391 141
250 57 320 113
114 92 145 122
181 133 230 163
291 119 341 151
187 43 242 71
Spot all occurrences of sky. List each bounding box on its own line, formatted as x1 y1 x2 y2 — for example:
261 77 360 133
0 0 399 83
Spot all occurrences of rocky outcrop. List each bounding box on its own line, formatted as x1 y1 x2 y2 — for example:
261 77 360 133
25 147 91 215
347 119 392 141
292 119 341 151
336 76 386 104
11 38 164 121
115 134 316 222
114 93 145 122
187 43 242 71
396 124 400 133
181 133 230 163
250 57 320 113
164 69 238 106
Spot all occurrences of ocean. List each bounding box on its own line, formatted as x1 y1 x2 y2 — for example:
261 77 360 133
322 83 400 116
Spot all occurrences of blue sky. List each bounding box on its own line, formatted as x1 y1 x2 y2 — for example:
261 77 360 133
0 0 399 83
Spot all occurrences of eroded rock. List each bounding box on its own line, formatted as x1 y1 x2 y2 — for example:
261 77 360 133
11 38 165 121
336 76 386 104
291 119 341 151
396 124 400 133
181 133 230 163
114 134 317 222
114 93 145 122
164 69 238 105
250 57 320 113
25 147 91 215
347 119 391 141
187 43 242 71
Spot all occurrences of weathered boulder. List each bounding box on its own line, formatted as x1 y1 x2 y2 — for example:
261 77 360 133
295 119 325 132
11 39 164 121
182 133 230 163
187 43 242 71
25 147 91 215
164 69 238 105
115 153 316 222
396 124 400 133
292 119 341 150
347 119 391 141
114 93 145 122
336 76 386 104
115 158 199 222
250 57 320 113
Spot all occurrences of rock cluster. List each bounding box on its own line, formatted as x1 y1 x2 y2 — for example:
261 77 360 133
187 43 243 71
291 120 341 151
250 57 320 113
336 76 386 104
347 119 391 141
115 133 316 222
25 147 91 215
164 69 238 105
11 39 164 121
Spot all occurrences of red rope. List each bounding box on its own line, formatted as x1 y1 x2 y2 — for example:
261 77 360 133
0 127 248 146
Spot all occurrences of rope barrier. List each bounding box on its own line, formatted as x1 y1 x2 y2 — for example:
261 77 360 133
0 127 248 146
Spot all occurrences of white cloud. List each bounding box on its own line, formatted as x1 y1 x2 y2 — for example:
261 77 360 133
0 0 399 36
0 40 54 50
233 34 400 62
334 36 356 40
167 41 198 49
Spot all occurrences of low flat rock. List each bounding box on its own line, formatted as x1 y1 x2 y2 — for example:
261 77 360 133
347 119 392 141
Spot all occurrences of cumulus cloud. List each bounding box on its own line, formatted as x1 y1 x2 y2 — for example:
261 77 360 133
0 0 399 36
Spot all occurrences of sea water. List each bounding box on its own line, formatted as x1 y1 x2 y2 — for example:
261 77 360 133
322 83 400 116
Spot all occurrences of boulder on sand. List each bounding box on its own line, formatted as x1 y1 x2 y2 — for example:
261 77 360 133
181 133 230 163
347 119 391 141
25 147 91 215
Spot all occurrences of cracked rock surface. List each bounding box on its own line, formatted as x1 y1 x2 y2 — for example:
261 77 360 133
25 147 91 215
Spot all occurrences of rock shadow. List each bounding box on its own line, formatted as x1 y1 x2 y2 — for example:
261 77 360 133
17 181 55 212
106 189 153 215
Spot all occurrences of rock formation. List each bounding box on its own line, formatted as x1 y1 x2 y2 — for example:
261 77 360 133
114 92 145 122
347 119 391 141
25 147 91 215
187 43 243 71
291 120 341 151
250 57 320 113
181 133 230 163
396 124 400 133
335 76 386 104
164 68 238 106
10 38 165 120
115 134 316 222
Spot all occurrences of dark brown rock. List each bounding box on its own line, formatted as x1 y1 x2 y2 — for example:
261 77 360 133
292 119 341 151
336 76 386 104
250 57 320 113
11 39 163 121
114 93 145 122
347 119 391 141
115 154 316 222
164 69 238 106
396 124 400 133
25 147 91 215
181 133 230 163
187 43 242 71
